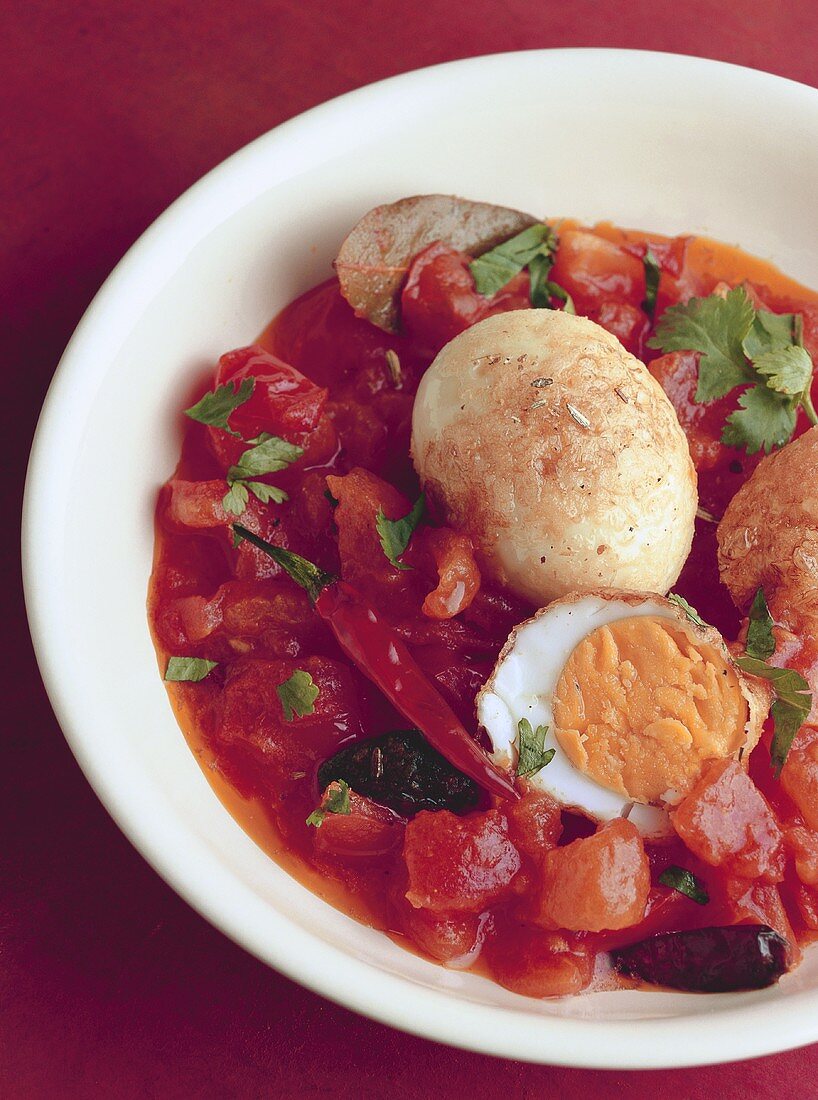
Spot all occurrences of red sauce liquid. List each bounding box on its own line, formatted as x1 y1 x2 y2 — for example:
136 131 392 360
148 221 818 995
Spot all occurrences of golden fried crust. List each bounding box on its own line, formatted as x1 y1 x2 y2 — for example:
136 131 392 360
411 311 698 605
718 425 818 627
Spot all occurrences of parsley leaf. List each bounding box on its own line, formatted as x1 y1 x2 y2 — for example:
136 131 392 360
648 288 756 402
227 433 303 479
469 224 557 298
668 592 708 628
376 494 426 571
642 248 661 319
721 383 798 455
244 481 287 505
746 587 775 660
517 718 555 778
222 481 250 515
659 865 709 905
276 669 320 722
165 656 218 682
734 656 812 775
184 377 255 436
306 779 351 828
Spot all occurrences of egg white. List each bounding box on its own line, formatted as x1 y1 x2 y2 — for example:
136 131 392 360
477 593 679 839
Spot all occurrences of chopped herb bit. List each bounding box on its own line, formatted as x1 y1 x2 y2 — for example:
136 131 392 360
277 669 320 721
668 592 708 628
469 224 557 298
696 505 719 524
306 779 351 827
228 433 303 480
385 349 402 386
648 286 817 455
222 481 250 516
165 656 218 682
566 402 590 429
642 248 661 318
244 481 288 505
530 377 553 388
232 524 333 601
184 377 255 436
531 271 576 313
517 718 555 778
376 493 426 571
659 865 710 905
746 588 776 660
734 655 812 775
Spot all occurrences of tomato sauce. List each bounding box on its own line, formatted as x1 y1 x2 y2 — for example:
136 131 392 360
148 219 818 996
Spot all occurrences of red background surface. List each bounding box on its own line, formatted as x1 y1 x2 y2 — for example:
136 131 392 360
5 2 818 1095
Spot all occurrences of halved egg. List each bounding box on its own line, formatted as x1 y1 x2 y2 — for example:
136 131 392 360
476 590 771 838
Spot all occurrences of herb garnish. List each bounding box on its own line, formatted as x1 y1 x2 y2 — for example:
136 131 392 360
306 779 351 828
385 349 402 386
642 249 661 319
745 587 776 660
376 494 426 570
735 655 811 776
184 377 255 436
648 287 817 454
468 224 574 313
165 656 218 682
222 433 303 515
668 592 708 628
277 669 320 721
658 865 710 905
517 718 555 778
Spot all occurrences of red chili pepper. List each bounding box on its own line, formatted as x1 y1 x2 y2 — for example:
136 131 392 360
233 524 518 801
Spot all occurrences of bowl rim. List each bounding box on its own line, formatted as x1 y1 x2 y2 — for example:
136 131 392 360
22 47 818 1068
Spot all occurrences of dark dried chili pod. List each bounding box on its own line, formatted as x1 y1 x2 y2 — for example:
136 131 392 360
317 729 481 817
612 924 790 993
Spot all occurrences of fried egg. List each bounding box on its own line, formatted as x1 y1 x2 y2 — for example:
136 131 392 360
476 590 771 838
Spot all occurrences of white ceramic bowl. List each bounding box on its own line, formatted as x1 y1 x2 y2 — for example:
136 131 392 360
23 50 818 1068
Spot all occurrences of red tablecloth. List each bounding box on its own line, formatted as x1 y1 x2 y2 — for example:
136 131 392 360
6 3 818 1095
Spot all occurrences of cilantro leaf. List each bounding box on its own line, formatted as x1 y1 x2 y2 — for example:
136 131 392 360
668 592 708 628
469 224 557 298
642 248 661 319
306 779 351 828
517 718 555 778
734 655 812 775
245 481 288 505
184 377 255 435
222 481 250 515
376 494 426 571
659 866 709 905
165 656 218 682
277 669 320 722
227 434 303 480
529 259 576 314
648 287 756 402
746 587 775 660
753 345 813 396
721 384 798 455
743 309 799 360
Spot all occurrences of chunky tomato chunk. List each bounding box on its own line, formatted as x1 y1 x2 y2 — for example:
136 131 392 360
392 890 483 964
589 300 650 358
536 819 650 932
417 528 481 619
549 229 644 314
401 242 530 356
671 759 785 882
403 809 521 913
784 823 818 886
485 926 594 998
505 788 562 862
312 785 404 858
781 727 818 831
207 344 333 469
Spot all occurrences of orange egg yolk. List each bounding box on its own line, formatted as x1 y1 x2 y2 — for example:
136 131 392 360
551 615 747 804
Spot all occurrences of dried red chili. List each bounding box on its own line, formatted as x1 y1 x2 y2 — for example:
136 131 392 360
232 524 518 801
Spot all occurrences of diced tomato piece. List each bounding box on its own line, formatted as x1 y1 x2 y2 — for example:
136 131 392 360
781 727 818 831
536 819 649 932
793 882 818 930
403 809 521 913
484 925 594 998
716 877 798 963
393 893 483 964
589 300 650 358
416 527 480 619
217 656 363 774
671 759 785 882
549 229 644 315
206 345 333 469
166 479 232 529
506 788 562 862
401 241 531 356
312 786 404 858
784 822 818 886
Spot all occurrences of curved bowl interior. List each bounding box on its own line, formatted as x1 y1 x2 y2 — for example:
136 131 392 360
23 49 818 1068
